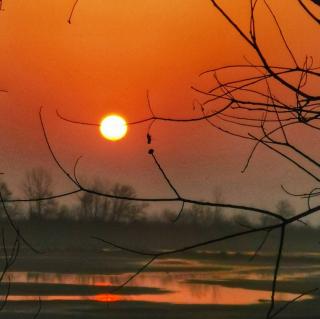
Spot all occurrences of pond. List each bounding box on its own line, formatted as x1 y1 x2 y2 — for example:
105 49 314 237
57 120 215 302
2 257 314 306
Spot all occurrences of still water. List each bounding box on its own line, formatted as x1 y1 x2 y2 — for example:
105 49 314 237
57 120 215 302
2 258 314 306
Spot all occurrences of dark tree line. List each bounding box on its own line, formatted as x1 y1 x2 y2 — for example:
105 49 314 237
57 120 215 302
1 169 296 227
1 169 147 222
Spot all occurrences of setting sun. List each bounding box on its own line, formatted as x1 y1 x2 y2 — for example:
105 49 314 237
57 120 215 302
99 115 128 141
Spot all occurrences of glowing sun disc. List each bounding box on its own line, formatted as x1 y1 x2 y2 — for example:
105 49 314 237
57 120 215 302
100 115 128 141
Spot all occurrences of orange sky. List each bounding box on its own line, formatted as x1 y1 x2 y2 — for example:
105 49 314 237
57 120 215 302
0 0 319 215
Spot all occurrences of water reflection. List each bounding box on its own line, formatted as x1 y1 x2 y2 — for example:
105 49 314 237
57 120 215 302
3 268 312 305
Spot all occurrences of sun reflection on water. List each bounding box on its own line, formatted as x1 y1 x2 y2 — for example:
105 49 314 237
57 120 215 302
2 267 314 305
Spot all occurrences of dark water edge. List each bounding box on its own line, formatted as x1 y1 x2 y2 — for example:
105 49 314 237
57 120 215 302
3 218 320 254
0 218 319 318
7 249 320 275
1 299 320 319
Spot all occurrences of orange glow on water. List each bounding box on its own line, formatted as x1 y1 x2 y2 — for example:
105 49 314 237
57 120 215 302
4 269 314 305
91 294 121 303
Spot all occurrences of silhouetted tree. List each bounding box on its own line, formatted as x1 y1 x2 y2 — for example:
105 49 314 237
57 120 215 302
57 204 73 221
0 179 14 219
22 167 56 219
108 183 147 223
78 179 110 221
276 199 295 219
78 180 146 222
183 188 224 226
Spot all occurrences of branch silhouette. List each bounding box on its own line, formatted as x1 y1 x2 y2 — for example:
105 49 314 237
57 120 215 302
68 0 79 24
49 2 320 318
1 1 316 318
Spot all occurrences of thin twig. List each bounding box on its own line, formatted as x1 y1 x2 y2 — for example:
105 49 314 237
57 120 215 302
68 0 79 24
